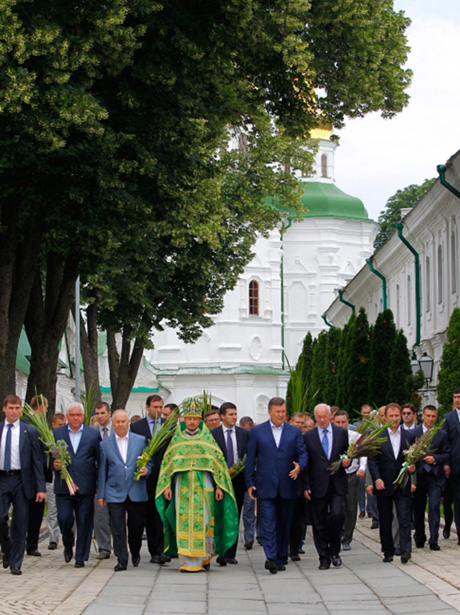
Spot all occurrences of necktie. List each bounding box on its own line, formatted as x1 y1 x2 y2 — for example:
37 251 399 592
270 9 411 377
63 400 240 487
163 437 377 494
4 424 12 472
102 427 109 440
226 429 234 468
321 429 329 459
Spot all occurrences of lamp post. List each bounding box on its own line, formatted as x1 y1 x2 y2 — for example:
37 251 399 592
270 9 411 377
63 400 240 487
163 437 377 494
411 352 435 392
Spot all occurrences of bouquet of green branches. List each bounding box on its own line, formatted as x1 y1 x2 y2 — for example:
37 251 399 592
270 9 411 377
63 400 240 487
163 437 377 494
394 421 444 489
229 455 246 479
22 401 78 496
329 418 393 475
134 408 180 481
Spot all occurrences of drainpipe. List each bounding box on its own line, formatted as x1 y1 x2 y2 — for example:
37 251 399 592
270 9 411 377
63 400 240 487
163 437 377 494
437 164 460 201
321 314 335 328
338 289 355 314
395 222 421 348
366 257 387 310
280 216 293 370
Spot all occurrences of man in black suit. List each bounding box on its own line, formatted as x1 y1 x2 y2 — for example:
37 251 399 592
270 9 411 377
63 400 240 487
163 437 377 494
53 402 101 568
211 401 249 565
413 405 450 550
302 403 350 570
368 402 417 564
440 387 460 542
130 394 171 564
0 394 46 575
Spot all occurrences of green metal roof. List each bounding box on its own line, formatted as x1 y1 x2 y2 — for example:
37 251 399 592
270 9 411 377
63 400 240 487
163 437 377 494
268 181 370 221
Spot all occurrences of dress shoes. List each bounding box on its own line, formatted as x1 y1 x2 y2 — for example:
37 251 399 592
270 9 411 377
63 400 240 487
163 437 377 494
150 554 170 564
443 528 450 539
64 547 73 563
298 548 305 554
264 559 278 574
430 543 440 551
10 567 22 575
367 512 373 518
382 555 393 563
114 563 127 571
318 560 330 570
277 564 286 571
244 541 253 550
26 549 41 557
394 548 401 556
342 542 351 551
203 563 210 571
358 511 365 518
226 558 238 564
48 542 58 550
2 551 10 569
400 551 411 564
132 555 140 567
371 520 379 529
290 553 301 561
96 551 110 560
331 555 342 567
415 542 425 548
74 561 85 568
216 555 227 567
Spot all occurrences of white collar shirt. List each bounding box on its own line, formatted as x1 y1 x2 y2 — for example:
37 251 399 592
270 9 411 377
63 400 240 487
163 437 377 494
270 421 284 448
115 433 129 464
222 425 238 462
0 419 21 470
388 427 401 459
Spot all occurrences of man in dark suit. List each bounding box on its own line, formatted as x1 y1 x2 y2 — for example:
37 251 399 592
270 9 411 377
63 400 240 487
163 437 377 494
0 394 46 575
246 397 307 574
442 387 460 542
211 401 249 565
302 403 350 570
368 402 417 564
413 404 450 550
93 401 113 560
130 394 171 564
53 402 101 568
98 410 151 571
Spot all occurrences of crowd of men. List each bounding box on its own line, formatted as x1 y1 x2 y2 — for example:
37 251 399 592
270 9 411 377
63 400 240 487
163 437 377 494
0 388 459 575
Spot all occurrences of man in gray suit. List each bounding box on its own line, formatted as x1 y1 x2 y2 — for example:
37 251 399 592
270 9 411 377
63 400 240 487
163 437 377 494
98 410 151 571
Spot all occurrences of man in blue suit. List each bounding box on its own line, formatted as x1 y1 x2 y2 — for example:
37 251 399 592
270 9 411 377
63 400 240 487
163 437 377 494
53 402 101 568
302 404 350 570
413 405 450 550
245 397 308 574
442 387 460 542
0 394 46 575
98 410 151 571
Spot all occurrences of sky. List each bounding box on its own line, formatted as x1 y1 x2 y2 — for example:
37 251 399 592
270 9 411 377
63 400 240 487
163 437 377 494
334 0 460 222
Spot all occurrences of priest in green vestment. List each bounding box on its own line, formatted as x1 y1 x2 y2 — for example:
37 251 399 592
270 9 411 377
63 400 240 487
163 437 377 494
156 397 238 572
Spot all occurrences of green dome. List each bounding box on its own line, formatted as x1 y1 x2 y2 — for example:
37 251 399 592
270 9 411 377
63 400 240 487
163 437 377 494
270 181 370 221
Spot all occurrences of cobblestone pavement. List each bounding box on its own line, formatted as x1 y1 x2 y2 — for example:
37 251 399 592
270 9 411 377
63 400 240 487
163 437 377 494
2 518 460 615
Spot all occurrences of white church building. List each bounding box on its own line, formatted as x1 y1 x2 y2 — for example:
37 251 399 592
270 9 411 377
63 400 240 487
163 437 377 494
143 128 377 421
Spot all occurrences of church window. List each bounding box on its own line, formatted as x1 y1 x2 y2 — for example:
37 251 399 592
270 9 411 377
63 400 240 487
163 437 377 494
452 226 457 293
321 154 328 178
438 244 443 304
425 256 431 312
249 280 260 316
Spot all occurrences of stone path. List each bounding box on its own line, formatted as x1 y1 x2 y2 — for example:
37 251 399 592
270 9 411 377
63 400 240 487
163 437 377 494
2 517 460 615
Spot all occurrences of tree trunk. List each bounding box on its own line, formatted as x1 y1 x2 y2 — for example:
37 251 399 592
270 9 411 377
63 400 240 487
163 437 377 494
78 302 102 403
106 326 120 400
24 252 79 414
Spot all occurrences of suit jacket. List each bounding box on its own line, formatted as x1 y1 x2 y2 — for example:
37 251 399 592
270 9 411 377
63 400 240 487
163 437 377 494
211 425 249 499
130 417 170 493
245 420 307 500
301 425 349 499
368 427 417 496
98 432 151 503
415 428 450 487
443 410 460 476
52 424 101 495
0 420 46 500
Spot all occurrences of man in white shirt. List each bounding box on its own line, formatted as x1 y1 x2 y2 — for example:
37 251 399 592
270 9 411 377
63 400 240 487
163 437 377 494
98 410 150 571
333 411 366 551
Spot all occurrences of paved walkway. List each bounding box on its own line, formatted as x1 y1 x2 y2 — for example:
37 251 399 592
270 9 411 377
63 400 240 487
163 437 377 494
2 517 460 615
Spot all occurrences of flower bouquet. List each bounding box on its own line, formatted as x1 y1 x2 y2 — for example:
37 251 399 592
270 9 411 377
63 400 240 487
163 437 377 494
229 455 246 479
134 408 180 481
329 419 393 475
22 401 78 496
394 421 444 489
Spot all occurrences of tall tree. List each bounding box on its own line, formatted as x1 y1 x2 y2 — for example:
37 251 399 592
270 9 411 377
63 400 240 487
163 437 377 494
437 308 460 414
309 331 328 411
346 308 371 417
323 327 342 407
388 329 413 405
374 178 436 250
368 309 397 407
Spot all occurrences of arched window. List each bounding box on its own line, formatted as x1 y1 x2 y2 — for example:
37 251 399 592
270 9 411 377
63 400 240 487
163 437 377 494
425 256 431 312
249 280 260 316
321 154 328 178
452 226 457 294
438 244 443 304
